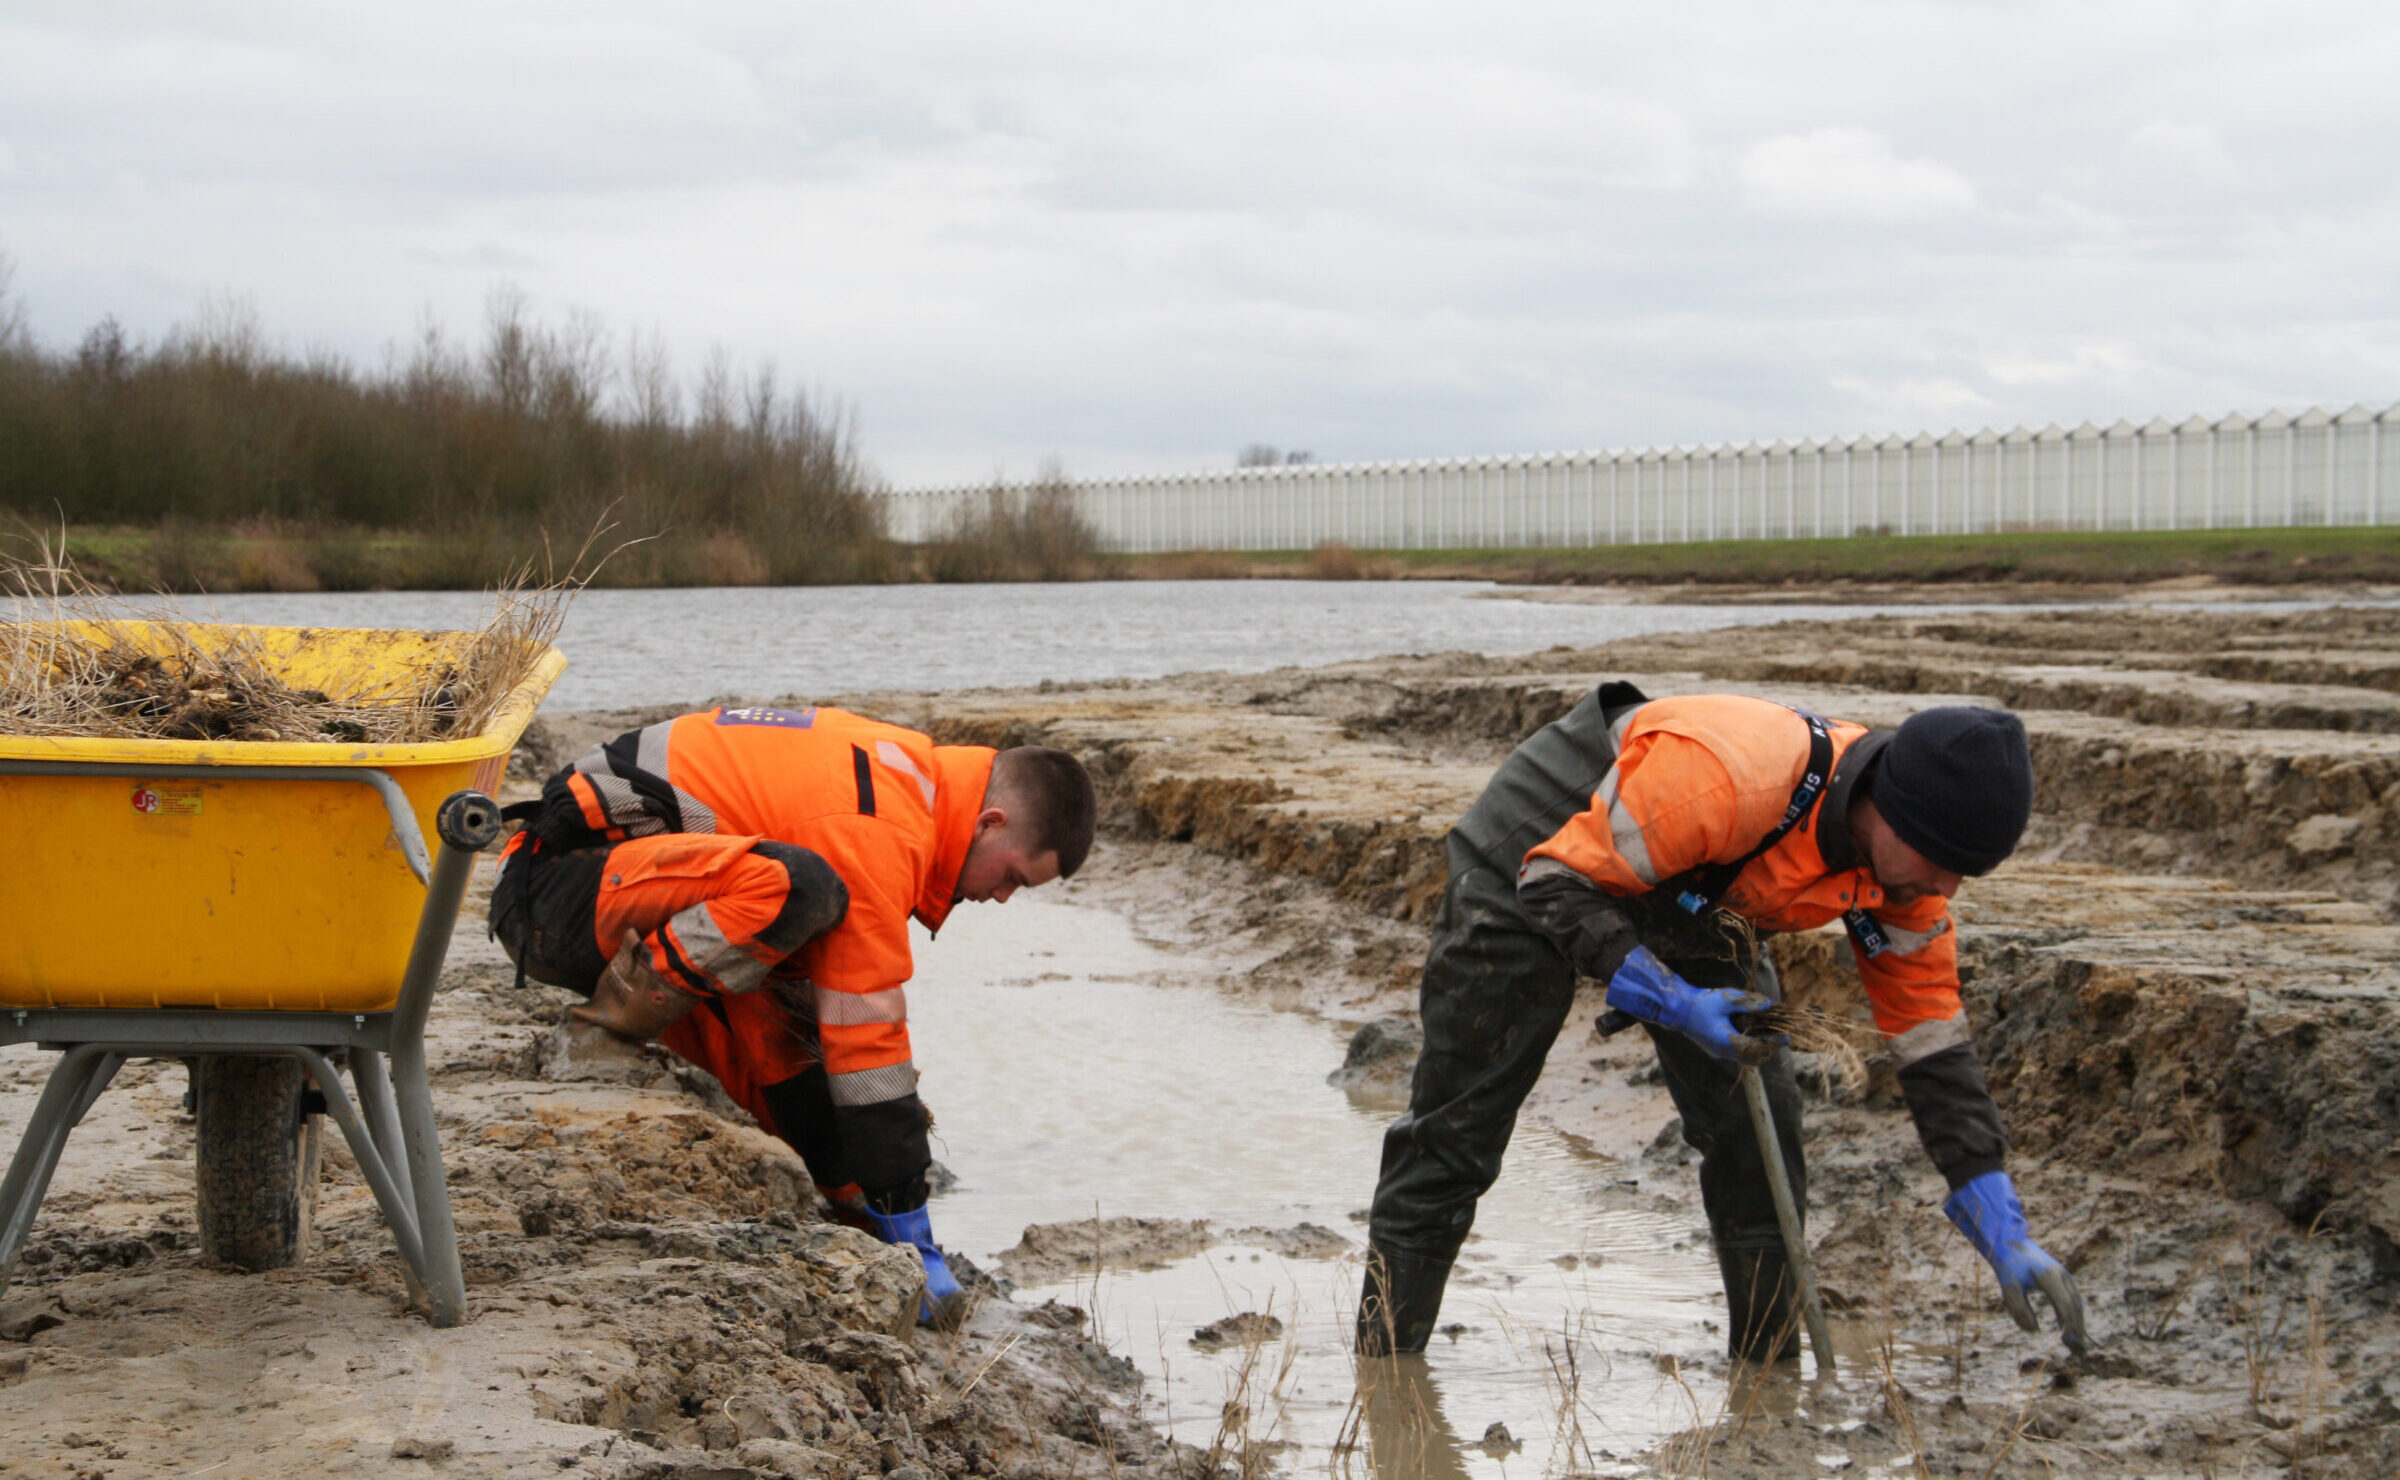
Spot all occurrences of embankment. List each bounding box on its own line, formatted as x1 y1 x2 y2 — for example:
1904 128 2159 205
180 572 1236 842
833 600 2400 1474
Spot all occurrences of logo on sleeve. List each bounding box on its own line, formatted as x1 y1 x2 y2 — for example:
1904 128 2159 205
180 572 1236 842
716 706 817 729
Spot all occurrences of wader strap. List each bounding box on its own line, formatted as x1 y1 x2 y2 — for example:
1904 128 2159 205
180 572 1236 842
1451 679 1652 877
497 799 549 996
1595 680 1648 730
1670 709 1835 917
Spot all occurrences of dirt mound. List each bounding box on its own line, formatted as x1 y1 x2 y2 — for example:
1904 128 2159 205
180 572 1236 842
996 1217 1213 1283
830 598 2400 1475
1188 1312 1282 1352
0 924 1208 1480
1967 941 2400 1262
1327 1015 1422 1089
1224 1223 1351 1260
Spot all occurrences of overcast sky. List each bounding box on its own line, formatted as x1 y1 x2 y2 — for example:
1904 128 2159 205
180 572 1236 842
4 2 2396 487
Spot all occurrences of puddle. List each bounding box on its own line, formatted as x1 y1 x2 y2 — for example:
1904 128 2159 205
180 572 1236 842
911 895 1761 1476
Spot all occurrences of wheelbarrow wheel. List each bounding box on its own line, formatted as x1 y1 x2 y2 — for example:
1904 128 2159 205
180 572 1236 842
193 1056 322 1271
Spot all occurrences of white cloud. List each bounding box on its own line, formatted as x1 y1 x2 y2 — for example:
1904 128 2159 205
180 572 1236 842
1987 344 2145 388
1738 128 1980 222
3 2 2399 484
1828 374 1995 425
2121 119 2244 185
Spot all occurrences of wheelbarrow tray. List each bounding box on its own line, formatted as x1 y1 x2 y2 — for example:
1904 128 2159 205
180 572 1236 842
0 619 564 1326
0 621 566 1012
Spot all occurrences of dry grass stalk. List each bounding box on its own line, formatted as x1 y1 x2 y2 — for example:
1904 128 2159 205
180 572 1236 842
1 528 583 745
1198 1294 1296 1480
1740 1001 1872 1091
1871 1327 1934 1480
1529 1319 1598 1473
1654 1351 1718 1479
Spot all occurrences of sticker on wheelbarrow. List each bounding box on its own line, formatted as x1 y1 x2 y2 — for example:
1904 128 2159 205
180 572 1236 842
716 706 817 728
131 783 202 816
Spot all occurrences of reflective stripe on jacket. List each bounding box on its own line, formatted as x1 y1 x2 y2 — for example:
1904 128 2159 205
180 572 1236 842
1522 693 1961 1042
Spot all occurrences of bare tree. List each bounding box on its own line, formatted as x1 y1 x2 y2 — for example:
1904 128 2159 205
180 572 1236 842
1237 444 1313 467
621 325 678 430
0 251 29 356
483 282 536 416
538 304 611 425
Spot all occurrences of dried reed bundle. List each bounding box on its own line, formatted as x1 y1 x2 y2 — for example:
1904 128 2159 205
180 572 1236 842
1738 1001 1872 1092
0 532 577 745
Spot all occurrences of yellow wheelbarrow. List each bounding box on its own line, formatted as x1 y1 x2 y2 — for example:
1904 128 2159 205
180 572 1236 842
0 622 564 1327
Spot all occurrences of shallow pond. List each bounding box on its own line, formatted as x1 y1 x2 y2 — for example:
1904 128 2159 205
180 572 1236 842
912 893 1744 1477
181 581 1948 710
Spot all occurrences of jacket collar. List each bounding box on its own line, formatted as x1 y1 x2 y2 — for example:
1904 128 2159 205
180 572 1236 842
1813 728 1891 875
918 745 996 934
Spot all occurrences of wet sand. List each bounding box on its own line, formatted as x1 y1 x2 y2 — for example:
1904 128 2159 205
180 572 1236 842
6 597 2400 1477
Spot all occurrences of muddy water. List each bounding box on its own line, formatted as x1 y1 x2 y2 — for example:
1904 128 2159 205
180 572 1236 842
187 582 1948 710
911 893 1744 1477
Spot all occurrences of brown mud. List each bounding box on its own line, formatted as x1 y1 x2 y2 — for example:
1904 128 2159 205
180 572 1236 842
6 598 2400 1477
0 926 1200 1479
827 599 2400 1477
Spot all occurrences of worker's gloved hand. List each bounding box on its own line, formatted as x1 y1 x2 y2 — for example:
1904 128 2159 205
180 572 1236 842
816 1183 877 1234
864 1202 969 1331
1944 1171 2089 1353
571 929 700 1041
1604 946 1777 1064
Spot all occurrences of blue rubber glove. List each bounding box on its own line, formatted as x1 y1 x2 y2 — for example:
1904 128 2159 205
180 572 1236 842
1944 1171 2089 1353
864 1203 969 1330
1605 945 1776 1064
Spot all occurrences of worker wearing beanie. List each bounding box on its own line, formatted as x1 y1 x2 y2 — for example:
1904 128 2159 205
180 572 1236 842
1359 685 2087 1363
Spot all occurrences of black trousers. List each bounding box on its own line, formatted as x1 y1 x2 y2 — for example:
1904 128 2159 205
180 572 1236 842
1366 834 1806 1267
489 845 879 1201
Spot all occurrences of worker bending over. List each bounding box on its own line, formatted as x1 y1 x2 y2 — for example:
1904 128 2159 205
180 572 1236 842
1359 684 2087 1361
491 704 1096 1328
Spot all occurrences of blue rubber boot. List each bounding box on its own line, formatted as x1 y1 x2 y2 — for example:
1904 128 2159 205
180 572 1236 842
865 1203 968 1330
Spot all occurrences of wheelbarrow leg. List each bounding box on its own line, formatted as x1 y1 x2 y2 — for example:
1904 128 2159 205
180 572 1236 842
0 1046 123 1278
295 1048 425 1278
377 790 501 1329
349 1048 415 1212
69 1052 124 1124
388 1034 463 1325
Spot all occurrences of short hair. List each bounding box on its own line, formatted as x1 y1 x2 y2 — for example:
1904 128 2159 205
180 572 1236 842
990 745 1098 877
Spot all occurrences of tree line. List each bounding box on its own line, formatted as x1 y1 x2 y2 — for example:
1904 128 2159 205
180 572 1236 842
0 268 1099 589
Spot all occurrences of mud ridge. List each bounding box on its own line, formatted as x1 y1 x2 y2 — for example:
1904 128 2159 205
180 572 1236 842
831 598 2400 1476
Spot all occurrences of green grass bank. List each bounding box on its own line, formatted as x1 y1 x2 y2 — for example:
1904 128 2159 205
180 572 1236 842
15 522 2396 593
1140 525 2400 588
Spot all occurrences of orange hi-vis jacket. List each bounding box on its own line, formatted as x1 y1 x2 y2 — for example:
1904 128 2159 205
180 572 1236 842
1521 693 1965 1058
541 704 994 1135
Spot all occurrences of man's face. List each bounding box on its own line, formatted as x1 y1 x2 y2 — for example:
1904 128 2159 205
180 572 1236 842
954 807 1062 904
1858 799 1965 907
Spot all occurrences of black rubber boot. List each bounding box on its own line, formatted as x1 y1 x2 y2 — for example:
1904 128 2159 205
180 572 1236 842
1355 1245 1454 1357
1718 1239 1800 1365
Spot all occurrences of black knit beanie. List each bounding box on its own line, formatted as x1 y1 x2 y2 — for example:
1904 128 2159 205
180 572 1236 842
1872 707 2033 876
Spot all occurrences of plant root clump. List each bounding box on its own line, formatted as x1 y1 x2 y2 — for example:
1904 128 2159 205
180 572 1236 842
1737 1001 1871 1089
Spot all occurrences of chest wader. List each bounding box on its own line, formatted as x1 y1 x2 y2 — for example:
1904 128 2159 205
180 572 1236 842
1357 684 1810 1362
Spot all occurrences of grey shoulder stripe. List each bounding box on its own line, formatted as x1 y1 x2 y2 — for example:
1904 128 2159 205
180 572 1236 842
829 1061 919 1106
1518 855 1580 885
1877 917 1953 956
1598 771 1659 886
1888 1014 1971 1065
